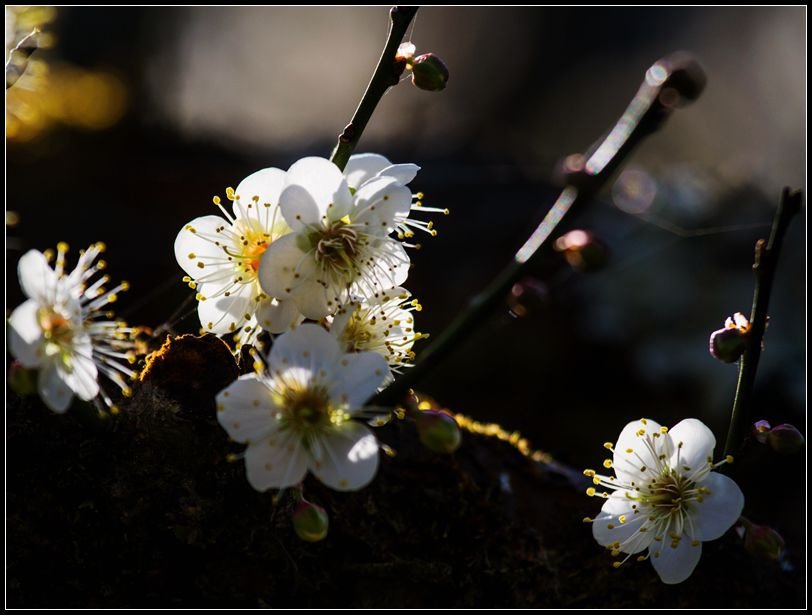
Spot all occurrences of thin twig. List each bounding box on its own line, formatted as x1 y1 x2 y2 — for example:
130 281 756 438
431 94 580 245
6 28 40 90
329 6 419 172
723 188 802 457
373 52 707 408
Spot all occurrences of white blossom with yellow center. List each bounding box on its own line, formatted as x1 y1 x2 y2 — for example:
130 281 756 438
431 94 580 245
331 286 427 376
174 168 302 348
258 156 424 321
8 243 137 413
585 418 744 584
216 324 388 492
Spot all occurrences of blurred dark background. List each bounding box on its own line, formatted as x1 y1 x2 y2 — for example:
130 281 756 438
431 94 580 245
6 5 806 550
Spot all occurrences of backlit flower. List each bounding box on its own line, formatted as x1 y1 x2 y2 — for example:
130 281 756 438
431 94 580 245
343 152 448 243
216 323 389 492
8 242 137 413
331 286 427 374
584 418 744 584
257 156 414 320
174 168 302 348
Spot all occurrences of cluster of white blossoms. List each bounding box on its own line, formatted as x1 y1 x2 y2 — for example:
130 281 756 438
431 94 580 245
175 153 443 492
585 418 744 584
174 153 439 351
8 242 137 413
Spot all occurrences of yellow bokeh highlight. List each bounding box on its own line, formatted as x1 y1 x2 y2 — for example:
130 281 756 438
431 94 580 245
6 7 127 142
7 63 127 141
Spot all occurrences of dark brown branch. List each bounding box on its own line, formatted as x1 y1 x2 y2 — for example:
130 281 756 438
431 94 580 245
723 188 803 457
373 52 707 408
329 6 419 171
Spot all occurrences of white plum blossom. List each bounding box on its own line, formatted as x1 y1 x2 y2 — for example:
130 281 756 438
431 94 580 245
8 242 137 413
585 418 744 584
216 323 389 492
174 168 302 348
343 152 449 244
257 156 416 321
331 286 427 374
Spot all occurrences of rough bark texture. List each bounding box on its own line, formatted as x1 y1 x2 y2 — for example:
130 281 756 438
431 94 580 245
6 345 804 608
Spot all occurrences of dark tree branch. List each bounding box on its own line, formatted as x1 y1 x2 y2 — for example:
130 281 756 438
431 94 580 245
373 52 707 408
724 188 803 457
329 6 419 171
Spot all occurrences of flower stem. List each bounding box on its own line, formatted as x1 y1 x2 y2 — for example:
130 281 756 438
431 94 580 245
373 52 707 408
723 188 802 457
329 6 419 172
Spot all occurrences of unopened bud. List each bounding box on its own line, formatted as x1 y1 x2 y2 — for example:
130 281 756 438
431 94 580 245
411 53 449 91
738 518 785 561
9 361 38 396
292 500 329 543
553 229 608 272
752 419 772 444
766 424 805 455
709 313 750 363
416 409 461 454
507 277 548 318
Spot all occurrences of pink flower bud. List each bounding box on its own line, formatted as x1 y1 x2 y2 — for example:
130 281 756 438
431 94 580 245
766 424 805 455
709 314 750 364
752 419 772 444
553 229 609 272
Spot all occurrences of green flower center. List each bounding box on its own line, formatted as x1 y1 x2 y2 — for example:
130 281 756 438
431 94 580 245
303 220 359 272
646 470 696 514
282 385 334 431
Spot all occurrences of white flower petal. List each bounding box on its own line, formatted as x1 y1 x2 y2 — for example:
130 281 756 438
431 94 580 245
353 176 412 233
350 239 411 298
233 167 286 220
217 374 279 443
592 491 652 554
380 163 420 185
344 153 391 189
38 360 75 413
17 249 57 304
244 431 308 491
174 215 231 279
257 233 315 300
668 418 716 472
269 323 341 377
291 280 334 321
285 156 351 212
326 350 389 409
279 184 322 230
64 342 100 401
325 189 354 224
197 282 255 335
8 299 43 367
649 535 703 584
256 297 302 334
693 472 745 541
309 421 379 491
612 418 667 484
329 301 356 345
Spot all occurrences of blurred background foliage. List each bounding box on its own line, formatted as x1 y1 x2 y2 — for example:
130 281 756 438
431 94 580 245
6 5 805 547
